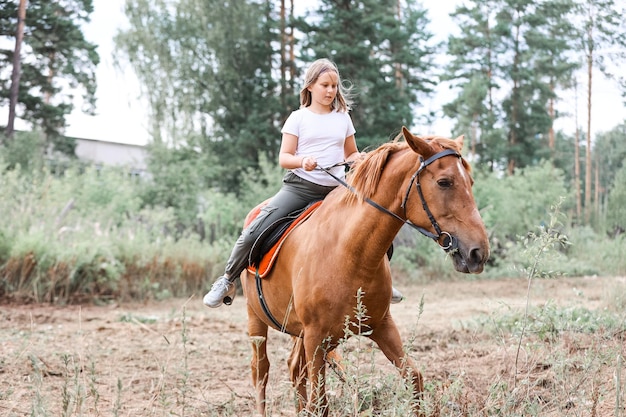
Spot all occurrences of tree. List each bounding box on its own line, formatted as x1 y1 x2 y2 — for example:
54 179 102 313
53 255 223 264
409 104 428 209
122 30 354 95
528 1 579 152
497 0 556 173
592 122 626 220
295 0 439 149
577 0 626 222
444 0 579 173
115 0 284 192
4 0 26 141
0 0 99 152
278 0 297 114
443 0 504 167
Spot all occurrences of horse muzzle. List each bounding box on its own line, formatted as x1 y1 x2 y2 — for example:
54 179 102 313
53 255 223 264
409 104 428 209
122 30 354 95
450 241 490 274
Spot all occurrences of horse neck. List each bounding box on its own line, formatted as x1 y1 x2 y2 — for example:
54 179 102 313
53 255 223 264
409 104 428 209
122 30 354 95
335 169 410 260
352 205 404 253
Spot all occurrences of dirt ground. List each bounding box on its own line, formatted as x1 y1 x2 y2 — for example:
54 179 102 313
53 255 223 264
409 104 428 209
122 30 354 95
1 276 625 416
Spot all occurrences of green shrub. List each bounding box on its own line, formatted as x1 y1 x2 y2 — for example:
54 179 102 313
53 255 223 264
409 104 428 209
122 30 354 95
1 131 46 173
474 301 626 340
607 161 626 233
474 161 574 243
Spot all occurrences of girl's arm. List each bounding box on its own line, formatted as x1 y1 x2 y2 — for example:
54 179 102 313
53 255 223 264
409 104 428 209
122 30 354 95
344 134 365 162
279 133 317 171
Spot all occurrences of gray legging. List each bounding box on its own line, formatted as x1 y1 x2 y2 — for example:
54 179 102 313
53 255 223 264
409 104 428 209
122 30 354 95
224 171 337 279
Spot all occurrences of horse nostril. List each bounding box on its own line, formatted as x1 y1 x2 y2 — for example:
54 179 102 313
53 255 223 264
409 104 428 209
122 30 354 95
469 247 486 265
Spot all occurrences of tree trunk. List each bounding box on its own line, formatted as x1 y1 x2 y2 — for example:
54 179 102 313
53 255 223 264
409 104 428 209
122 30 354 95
471 114 477 156
548 83 555 151
594 153 600 218
508 23 521 176
279 0 286 110
574 81 581 221
288 0 294 85
5 0 28 141
585 21 593 223
394 0 403 91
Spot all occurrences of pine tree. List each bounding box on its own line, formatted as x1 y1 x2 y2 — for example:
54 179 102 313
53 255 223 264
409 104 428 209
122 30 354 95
443 0 504 168
295 0 439 149
444 0 579 173
576 0 626 222
0 0 99 153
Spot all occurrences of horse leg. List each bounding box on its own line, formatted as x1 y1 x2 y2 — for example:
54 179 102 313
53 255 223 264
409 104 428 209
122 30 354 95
247 305 270 416
369 318 424 417
287 336 307 412
326 349 346 382
303 332 331 417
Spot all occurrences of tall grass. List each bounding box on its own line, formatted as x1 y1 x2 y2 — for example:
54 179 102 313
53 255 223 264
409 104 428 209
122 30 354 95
0 162 230 303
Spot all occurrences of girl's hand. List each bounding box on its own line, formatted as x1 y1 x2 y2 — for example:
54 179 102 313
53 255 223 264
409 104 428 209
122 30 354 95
301 156 318 171
347 151 366 163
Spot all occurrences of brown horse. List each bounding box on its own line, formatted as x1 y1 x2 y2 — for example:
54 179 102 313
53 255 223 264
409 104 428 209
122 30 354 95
241 126 490 416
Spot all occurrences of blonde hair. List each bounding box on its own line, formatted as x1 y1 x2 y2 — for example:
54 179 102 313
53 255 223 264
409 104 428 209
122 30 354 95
299 58 353 113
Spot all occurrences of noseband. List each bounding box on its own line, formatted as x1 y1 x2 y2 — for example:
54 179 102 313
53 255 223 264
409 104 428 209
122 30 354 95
320 148 461 253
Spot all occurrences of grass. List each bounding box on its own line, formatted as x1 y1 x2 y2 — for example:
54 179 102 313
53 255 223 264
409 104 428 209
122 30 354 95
1 278 624 416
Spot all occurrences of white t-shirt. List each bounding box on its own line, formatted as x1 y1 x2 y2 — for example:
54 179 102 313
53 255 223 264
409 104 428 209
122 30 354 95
281 107 356 186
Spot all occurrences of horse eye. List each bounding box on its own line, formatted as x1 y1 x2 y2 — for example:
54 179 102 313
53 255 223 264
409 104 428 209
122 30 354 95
437 179 453 188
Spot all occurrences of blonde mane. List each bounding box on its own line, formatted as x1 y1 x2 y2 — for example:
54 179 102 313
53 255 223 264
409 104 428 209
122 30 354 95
341 142 406 206
340 133 470 206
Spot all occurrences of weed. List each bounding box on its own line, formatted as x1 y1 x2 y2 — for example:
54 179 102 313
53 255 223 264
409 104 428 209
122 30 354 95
112 377 122 417
29 354 46 416
514 198 570 388
178 306 190 417
88 360 100 416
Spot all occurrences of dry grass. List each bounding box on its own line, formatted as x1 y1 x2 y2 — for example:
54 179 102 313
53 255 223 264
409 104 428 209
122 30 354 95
1 277 624 416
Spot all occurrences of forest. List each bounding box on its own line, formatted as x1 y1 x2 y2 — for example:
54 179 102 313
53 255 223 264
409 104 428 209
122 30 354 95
1 0 625 302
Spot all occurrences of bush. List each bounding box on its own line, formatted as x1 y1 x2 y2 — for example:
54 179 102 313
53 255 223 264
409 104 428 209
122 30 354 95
607 161 626 233
0 161 225 303
0 145 623 304
0 130 46 173
474 161 574 243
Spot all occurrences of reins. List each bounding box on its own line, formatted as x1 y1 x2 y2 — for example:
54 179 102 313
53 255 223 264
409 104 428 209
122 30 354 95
318 148 462 253
255 148 463 335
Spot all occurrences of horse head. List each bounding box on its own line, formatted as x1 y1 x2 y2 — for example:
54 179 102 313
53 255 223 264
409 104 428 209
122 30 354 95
401 126 490 274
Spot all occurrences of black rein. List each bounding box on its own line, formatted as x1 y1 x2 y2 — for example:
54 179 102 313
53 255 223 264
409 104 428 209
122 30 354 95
319 148 462 253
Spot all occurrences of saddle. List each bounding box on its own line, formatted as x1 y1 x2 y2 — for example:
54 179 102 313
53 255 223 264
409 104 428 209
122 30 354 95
246 200 323 278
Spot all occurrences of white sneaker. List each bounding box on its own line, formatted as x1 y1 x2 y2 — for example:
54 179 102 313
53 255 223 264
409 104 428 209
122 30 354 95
203 276 236 308
391 286 404 304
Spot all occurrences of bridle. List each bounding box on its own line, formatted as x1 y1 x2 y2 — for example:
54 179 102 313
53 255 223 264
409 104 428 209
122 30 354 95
319 148 462 253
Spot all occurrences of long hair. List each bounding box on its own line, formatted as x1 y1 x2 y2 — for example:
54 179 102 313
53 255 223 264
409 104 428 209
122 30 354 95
299 58 354 113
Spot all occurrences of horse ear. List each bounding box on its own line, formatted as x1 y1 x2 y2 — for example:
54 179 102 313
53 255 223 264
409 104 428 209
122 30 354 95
401 126 434 158
454 135 465 151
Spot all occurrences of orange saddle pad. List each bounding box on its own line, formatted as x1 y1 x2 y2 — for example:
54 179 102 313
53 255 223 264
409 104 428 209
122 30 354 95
245 200 322 278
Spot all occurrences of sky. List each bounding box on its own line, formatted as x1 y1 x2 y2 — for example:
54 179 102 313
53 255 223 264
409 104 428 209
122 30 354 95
64 0 148 145
10 0 626 146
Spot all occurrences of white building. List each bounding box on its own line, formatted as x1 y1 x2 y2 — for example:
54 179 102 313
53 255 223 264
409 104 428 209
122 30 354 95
74 137 147 175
